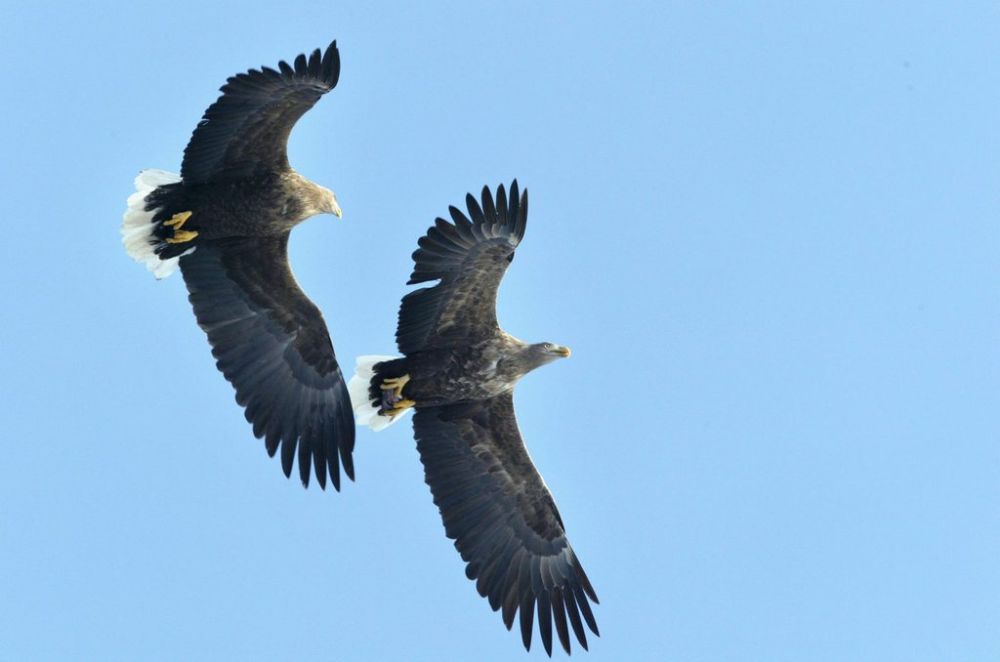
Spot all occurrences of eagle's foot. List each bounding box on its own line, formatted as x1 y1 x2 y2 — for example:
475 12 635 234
165 229 199 244
379 399 415 420
380 374 411 399
384 399 415 418
163 211 193 229
163 211 198 244
378 374 412 417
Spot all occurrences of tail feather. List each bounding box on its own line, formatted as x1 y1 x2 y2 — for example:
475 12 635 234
348 355 409 431
121 169 191 279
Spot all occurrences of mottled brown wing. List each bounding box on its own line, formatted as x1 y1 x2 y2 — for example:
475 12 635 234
178 235 354 490
396 181 527 354
180 41 340 184
412 393 599 655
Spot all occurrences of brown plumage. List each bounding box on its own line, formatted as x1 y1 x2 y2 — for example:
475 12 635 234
122 41 353 490
355 182 599 655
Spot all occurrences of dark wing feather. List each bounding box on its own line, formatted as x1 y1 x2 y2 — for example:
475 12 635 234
180 41 340 183
396 181 527 354
412 393 599 655
179 236 354 490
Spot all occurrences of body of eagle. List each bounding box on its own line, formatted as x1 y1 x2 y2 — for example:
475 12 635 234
349 182 600 656
121 41 354 490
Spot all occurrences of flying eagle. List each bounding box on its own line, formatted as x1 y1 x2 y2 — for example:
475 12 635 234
121 41 354 490
348 182 600 655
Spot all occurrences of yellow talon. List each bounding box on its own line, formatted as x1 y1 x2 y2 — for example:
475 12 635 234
383 399 416 419
165 229 199 244
163 211 193 229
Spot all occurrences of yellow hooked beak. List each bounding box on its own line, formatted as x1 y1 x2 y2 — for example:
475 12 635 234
555 345 571 357
332 196 343 218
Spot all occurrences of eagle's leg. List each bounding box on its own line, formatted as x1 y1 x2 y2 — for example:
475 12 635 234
163 211 199 244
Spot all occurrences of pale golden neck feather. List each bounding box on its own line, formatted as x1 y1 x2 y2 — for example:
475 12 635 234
286 172 341 220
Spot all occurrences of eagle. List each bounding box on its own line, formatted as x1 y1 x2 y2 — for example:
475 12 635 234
348 182 600 655
121 41 354 490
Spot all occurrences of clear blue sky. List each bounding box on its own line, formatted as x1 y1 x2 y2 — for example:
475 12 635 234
1 2 997 660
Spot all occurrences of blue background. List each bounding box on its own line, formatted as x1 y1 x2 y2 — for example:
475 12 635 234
1 2 997 660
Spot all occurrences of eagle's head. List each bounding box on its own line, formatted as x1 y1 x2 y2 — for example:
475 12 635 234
524 342 571 370
316 185 342 218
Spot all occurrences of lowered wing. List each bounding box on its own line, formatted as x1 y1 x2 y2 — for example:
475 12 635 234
413 393 599 655
179 235 354 490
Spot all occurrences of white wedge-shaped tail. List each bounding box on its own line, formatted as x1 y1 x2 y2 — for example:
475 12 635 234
348 354 409 431
121 169 191 279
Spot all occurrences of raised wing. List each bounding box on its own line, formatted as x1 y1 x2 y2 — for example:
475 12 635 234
412 393 599 655
180 41 340 183
396 181 527 354
179 236 354 490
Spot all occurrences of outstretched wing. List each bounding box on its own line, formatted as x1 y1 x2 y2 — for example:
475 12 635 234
179 236 354 490
180 41 340 183
412 393 599 655
396 181 527 354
